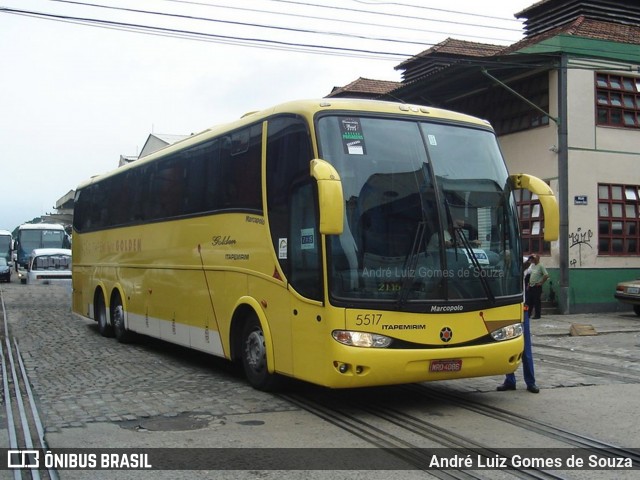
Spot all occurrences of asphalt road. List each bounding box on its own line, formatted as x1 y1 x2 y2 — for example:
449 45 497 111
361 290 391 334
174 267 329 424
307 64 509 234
1 278 639 479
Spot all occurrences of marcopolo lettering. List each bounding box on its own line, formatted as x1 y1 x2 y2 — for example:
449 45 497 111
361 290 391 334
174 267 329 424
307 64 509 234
430 305 464 313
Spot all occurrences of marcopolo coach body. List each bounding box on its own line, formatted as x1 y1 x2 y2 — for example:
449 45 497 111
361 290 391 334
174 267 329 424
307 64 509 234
71 99 558 390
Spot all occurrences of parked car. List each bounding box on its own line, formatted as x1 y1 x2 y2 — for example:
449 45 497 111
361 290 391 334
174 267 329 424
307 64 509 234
614 279 640 316
0 257 10 282
22 248 72 285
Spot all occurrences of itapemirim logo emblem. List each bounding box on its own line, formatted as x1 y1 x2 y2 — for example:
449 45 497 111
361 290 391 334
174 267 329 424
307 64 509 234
439 327 453 343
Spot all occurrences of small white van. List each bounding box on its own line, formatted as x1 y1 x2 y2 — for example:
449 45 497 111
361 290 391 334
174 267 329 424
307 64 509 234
22 248 72 285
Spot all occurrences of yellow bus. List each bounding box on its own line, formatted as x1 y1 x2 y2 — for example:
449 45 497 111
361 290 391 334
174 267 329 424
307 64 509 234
72 99 558 390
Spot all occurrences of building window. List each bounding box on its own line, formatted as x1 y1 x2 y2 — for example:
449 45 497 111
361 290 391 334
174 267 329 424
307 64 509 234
596 73 640 128
598 183 640 255
514 189 550 255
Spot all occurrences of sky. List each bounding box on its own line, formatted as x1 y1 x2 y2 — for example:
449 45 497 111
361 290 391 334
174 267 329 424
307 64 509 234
0 0 535 231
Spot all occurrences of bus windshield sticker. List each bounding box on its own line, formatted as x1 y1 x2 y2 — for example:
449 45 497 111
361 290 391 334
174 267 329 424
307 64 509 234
339 117 367 155
301 228 315 250
278 238 288 259
428 134 437 146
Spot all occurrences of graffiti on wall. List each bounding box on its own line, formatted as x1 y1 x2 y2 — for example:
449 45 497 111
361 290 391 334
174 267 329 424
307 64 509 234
568 227 593 267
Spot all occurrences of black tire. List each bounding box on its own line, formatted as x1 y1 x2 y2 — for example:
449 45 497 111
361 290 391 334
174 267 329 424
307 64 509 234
96 292 113 337
633 305 640 317
240 316 280 391
112 294 134 343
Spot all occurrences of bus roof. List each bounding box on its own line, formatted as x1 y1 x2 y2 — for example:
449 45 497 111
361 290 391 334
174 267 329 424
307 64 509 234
18 223 66 231
77 98 493 190
0 230 11 236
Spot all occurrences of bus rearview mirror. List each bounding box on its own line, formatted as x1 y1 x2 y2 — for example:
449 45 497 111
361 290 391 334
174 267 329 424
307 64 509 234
310 159 344 235
510 173 559 242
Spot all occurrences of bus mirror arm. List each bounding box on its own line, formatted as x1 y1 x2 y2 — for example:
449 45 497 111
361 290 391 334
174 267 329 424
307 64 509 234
310 159 345 235
509 173 559 242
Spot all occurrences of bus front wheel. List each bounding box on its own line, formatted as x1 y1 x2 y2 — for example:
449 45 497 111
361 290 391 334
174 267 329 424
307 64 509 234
241 316 280 391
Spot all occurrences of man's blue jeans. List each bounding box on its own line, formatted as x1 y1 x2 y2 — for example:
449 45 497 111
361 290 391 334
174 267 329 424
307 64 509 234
504 309 535 388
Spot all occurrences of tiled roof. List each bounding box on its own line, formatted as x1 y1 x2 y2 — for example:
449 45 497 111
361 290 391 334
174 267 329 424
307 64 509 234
326 77 401 98
503 16 640 54
394 38 505 84
515 0 553 18
396 38 504 70
393 14 640 86
515 0 640 37
563 16 640 44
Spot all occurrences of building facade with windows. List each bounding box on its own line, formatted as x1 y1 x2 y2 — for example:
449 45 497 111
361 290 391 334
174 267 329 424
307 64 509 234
329 0 640 313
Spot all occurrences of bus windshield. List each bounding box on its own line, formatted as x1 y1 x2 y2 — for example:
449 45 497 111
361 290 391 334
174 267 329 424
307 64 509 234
317 115 522 306
0 233 11 262
21 230 66 251
16 226 70 268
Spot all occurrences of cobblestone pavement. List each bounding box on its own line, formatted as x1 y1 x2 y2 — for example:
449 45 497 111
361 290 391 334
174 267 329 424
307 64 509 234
1 281 296 433
2 279 640 433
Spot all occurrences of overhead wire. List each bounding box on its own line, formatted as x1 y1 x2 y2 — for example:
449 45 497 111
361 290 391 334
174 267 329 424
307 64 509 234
155 0 519 43
0 7 411 61
1 5 557 68
42 0 456 49
349 0 524 23
45 0 631 62
254 0 524 32
1 1 632 70
41 0 529 54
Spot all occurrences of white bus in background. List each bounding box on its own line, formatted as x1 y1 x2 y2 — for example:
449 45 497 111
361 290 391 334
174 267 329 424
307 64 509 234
14 223 71 274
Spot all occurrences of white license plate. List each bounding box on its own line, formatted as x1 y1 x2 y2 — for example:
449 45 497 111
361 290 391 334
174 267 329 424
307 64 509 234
627 287 639 294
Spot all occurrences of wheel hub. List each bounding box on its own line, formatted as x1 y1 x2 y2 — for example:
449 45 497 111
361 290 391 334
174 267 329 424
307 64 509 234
245 330 266 372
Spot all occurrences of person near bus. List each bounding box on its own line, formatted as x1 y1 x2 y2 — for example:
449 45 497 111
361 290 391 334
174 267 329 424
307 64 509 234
526 254 549 319
497 255 540 394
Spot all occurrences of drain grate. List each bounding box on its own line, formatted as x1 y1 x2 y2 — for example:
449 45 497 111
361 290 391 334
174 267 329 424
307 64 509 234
120 412 218 432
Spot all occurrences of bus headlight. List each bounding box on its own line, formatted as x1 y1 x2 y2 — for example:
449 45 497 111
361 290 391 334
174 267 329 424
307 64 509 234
490 323 523 341
332 330 393 348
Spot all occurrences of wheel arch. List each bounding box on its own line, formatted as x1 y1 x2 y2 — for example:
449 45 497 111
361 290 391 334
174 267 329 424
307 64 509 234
229 297 274 373
92 283 108 319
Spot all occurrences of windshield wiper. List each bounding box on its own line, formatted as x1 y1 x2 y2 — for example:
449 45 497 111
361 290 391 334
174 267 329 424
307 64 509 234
453 226 495 303
442 195 495 304
397 221 427 308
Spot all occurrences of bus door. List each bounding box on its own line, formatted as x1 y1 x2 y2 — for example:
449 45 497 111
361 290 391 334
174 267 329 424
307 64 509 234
286 180 331 378
266 116 327 378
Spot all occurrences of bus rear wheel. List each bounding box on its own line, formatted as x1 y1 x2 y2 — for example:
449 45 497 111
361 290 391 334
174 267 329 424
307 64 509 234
241 316 280 391
96 293 113 337
112 295 134 343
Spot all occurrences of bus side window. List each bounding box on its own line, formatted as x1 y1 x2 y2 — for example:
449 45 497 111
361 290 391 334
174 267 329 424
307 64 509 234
183 146 208 214
219 124 263 211
266 116 313 277
148 158 184 219
230 124 262 210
